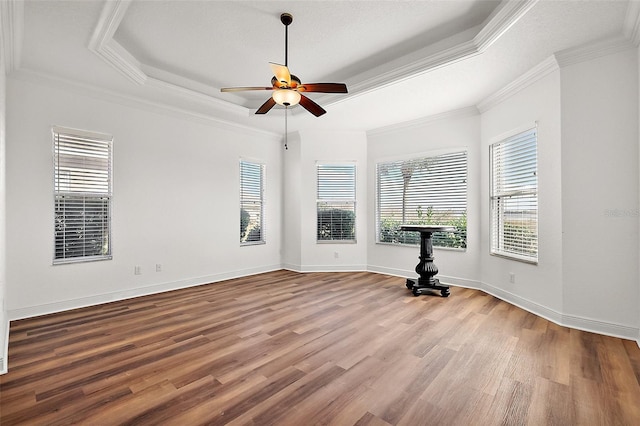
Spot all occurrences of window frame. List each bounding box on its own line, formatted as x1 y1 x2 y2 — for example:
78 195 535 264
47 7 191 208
240 159 266 246
489 127 538 264
316 162 357 243
52 126 113 264
375 150 468 250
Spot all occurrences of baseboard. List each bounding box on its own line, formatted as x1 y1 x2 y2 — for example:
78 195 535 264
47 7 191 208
561 313 640 341
7 266 640 348
480 281 564 325
8 264 282 321
1 316 8 374
366 264 482 290
283 263 367 273
479 281 639 341
368 265 640 341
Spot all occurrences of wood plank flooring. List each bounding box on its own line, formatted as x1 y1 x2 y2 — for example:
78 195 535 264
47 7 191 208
1 270 639 425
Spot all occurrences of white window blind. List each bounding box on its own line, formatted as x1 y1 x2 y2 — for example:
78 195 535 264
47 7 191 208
317 163 356 242
490 128 538 262
53 126 112 263
376 151 467 248
240 160 265 244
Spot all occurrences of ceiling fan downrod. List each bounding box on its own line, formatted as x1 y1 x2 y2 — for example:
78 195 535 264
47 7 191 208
281 13 293 67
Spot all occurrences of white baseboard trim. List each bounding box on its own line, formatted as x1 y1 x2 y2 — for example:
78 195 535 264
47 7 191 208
367 265 482 290
368 265 639 341
8 264 282 321
479 281 564 326
6 267 639 349
283 264 367 273
561 313 640 342
0 316 8 375
479 280 638 341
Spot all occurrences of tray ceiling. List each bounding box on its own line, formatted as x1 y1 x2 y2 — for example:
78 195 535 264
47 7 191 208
10 0 637 134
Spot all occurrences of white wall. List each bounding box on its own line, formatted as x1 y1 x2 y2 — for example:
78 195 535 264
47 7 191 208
367 110 481 288
0 36 8 373
283 130 368 271
560 48 639 336
282 132 302 270
6 76 283 319
480 69 564 317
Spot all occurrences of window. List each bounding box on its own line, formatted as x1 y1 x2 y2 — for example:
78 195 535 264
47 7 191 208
317 163 356 242
240 160 265 244
53 126 112 263
490 128 538 263
376 151 467 248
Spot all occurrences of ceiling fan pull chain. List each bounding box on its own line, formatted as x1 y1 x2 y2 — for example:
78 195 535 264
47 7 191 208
284 106 288 150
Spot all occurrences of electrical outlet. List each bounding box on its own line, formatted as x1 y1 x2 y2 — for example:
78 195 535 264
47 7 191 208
134 265 141 275
334 251 339 259
156 264 162 272
509 273 515 284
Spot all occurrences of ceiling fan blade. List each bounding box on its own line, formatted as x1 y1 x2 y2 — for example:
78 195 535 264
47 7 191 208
255 97 277 114
221 87 273 92
298 83 348 93
270 62 291 87
299 94 326 117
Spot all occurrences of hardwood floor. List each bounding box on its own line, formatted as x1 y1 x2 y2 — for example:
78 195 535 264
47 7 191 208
1 270 639 425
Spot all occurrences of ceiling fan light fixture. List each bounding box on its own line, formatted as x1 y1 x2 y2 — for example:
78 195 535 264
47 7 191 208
272 89 301 106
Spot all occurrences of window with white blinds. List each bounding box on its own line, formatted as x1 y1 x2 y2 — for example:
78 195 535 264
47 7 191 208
376 151 467 248
240 160 265 245
317 163 356 242
53 126 112 263
490 128 538 263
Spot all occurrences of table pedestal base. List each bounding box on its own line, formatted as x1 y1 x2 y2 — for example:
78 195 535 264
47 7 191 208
406 278 450 297
400 225 455 298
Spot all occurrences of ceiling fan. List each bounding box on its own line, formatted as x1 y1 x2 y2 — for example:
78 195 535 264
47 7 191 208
221 13 348 117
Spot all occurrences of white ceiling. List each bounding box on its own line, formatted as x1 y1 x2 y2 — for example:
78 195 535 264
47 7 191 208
9 0 637 134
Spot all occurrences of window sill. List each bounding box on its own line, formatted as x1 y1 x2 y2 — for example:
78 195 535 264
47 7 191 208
241 241 266 247
317 240 357 244
490 252 538 265
53 255 112 265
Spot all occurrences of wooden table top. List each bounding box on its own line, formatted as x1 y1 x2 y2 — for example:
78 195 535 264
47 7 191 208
400 225 456 233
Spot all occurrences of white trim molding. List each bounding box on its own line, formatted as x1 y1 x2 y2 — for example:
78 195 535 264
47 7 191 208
88 0 145 85
0 317 8 374
9 69 279 139
554 35 636 68
0 0 23 74
479 280 638 341
477 56 559 113
8 265 283 322
341 0 538 107
367 106 479 136
368 264 639 341
87 0 539 113
88 0 248 115
623 0 640 46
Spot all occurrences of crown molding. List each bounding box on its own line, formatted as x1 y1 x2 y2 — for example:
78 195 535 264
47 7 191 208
554 35 635 68
474 0 539 51
345 0 538 102
87 0 539 115
477 55 559 113
623 0 640 46
88 0 130 48
0 0 23 74
367 105 479 136
142 65 249 115
10 68 279 139
88 0 146 85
